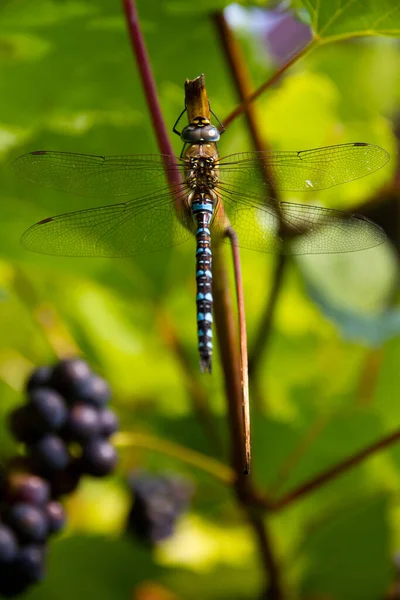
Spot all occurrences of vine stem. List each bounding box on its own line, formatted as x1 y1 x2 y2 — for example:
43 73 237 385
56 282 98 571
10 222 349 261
222 39 316 129
214 10 287 395
156 306 224 456
248 252 287 378
114 431 234 483
267 428 400 511
121 0 181 189
214 11 285 598
226 227 250 474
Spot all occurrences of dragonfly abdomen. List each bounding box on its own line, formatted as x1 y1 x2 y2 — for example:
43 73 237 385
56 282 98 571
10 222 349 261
192 195 214 374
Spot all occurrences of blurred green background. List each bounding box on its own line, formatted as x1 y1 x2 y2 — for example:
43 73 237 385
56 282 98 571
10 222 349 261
1 0 400 598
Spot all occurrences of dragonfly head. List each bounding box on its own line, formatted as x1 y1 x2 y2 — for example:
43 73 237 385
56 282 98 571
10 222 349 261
180 116 220 144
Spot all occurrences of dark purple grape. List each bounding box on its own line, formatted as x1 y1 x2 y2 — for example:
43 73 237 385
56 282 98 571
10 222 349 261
8 405 42 444
126 473 192 544
50 358 92 402
50 460 82 498
5 473 50 506
0 571 29 598
26 366 53 392
13 544 46 583
81 439 118 477
64 403 100 441
29 388 68 431
29 435 69 474
45 501 66 535
74 374 111 408
0 525 17 563
98 408 119 437
5 503 48 543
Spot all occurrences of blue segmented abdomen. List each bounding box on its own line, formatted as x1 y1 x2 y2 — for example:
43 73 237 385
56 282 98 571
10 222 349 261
192 197 214 373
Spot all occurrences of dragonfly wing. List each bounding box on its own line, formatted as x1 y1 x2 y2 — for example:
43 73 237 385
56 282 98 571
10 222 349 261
13 151 183 198
21 187 192 257
218 185 386 255
218 143 389 192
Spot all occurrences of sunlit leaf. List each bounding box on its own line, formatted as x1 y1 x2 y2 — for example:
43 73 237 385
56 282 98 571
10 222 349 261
300 0 400 40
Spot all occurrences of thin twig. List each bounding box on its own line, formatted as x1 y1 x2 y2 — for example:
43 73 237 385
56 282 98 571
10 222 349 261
212 241 248 475
114 431 234 484
13 267 79 359
156 306 225 457
222 40 316 129
268 412 330 497
214 10 287 394
214 13 284 598
226 227 250 474
122 0 173 157
121 0 181 188
248 252 287 379
357 347 385 407
213 11 278 197
247 513 284 600
268 428 400 511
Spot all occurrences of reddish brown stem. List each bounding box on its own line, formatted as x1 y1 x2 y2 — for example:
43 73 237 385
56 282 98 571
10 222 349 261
226 227 250 473
212 242 247 475
214 11 277 197
222 40 315 129
248 513 284 600
121 0 181 189
214 14 285 598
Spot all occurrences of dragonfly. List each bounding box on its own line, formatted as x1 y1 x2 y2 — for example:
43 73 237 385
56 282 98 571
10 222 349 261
13 112 389 373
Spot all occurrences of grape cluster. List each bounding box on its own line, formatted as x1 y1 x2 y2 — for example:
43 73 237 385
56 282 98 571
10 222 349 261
126 473 192 544
0 470 64 597
0 358 119 596
9 359 119 490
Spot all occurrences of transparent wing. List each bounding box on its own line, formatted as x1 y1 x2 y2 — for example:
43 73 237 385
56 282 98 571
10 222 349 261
218 143 389 192
13 151 184 198
21 186 193 257
216 184 386 255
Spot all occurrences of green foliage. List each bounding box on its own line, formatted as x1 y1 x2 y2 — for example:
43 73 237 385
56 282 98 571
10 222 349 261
0 0 399 599
300 0 400 41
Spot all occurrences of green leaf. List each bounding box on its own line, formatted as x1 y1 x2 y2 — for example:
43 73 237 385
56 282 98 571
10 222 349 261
301 0 400 41
306 281 400 346
300 496 392 600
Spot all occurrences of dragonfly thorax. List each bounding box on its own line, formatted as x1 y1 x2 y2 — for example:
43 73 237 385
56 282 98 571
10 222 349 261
185 156 219 192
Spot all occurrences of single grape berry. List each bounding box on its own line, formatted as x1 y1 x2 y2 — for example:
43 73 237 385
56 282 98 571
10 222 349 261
29 388 68 432
50 460 82 498
0 525 18 564
26 366 53 393
29 434 69 475
5 503 48 543
0 571 29 598
5 473 50 506
98 408 119 438
8 405 42 444
74 374 111 408
13 544 46 583
50 358 92 402
64 403 100 441
45 501 66 535
81 439 118 477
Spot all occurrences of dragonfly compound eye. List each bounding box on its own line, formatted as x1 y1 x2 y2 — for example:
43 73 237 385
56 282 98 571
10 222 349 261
181 123 220 144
